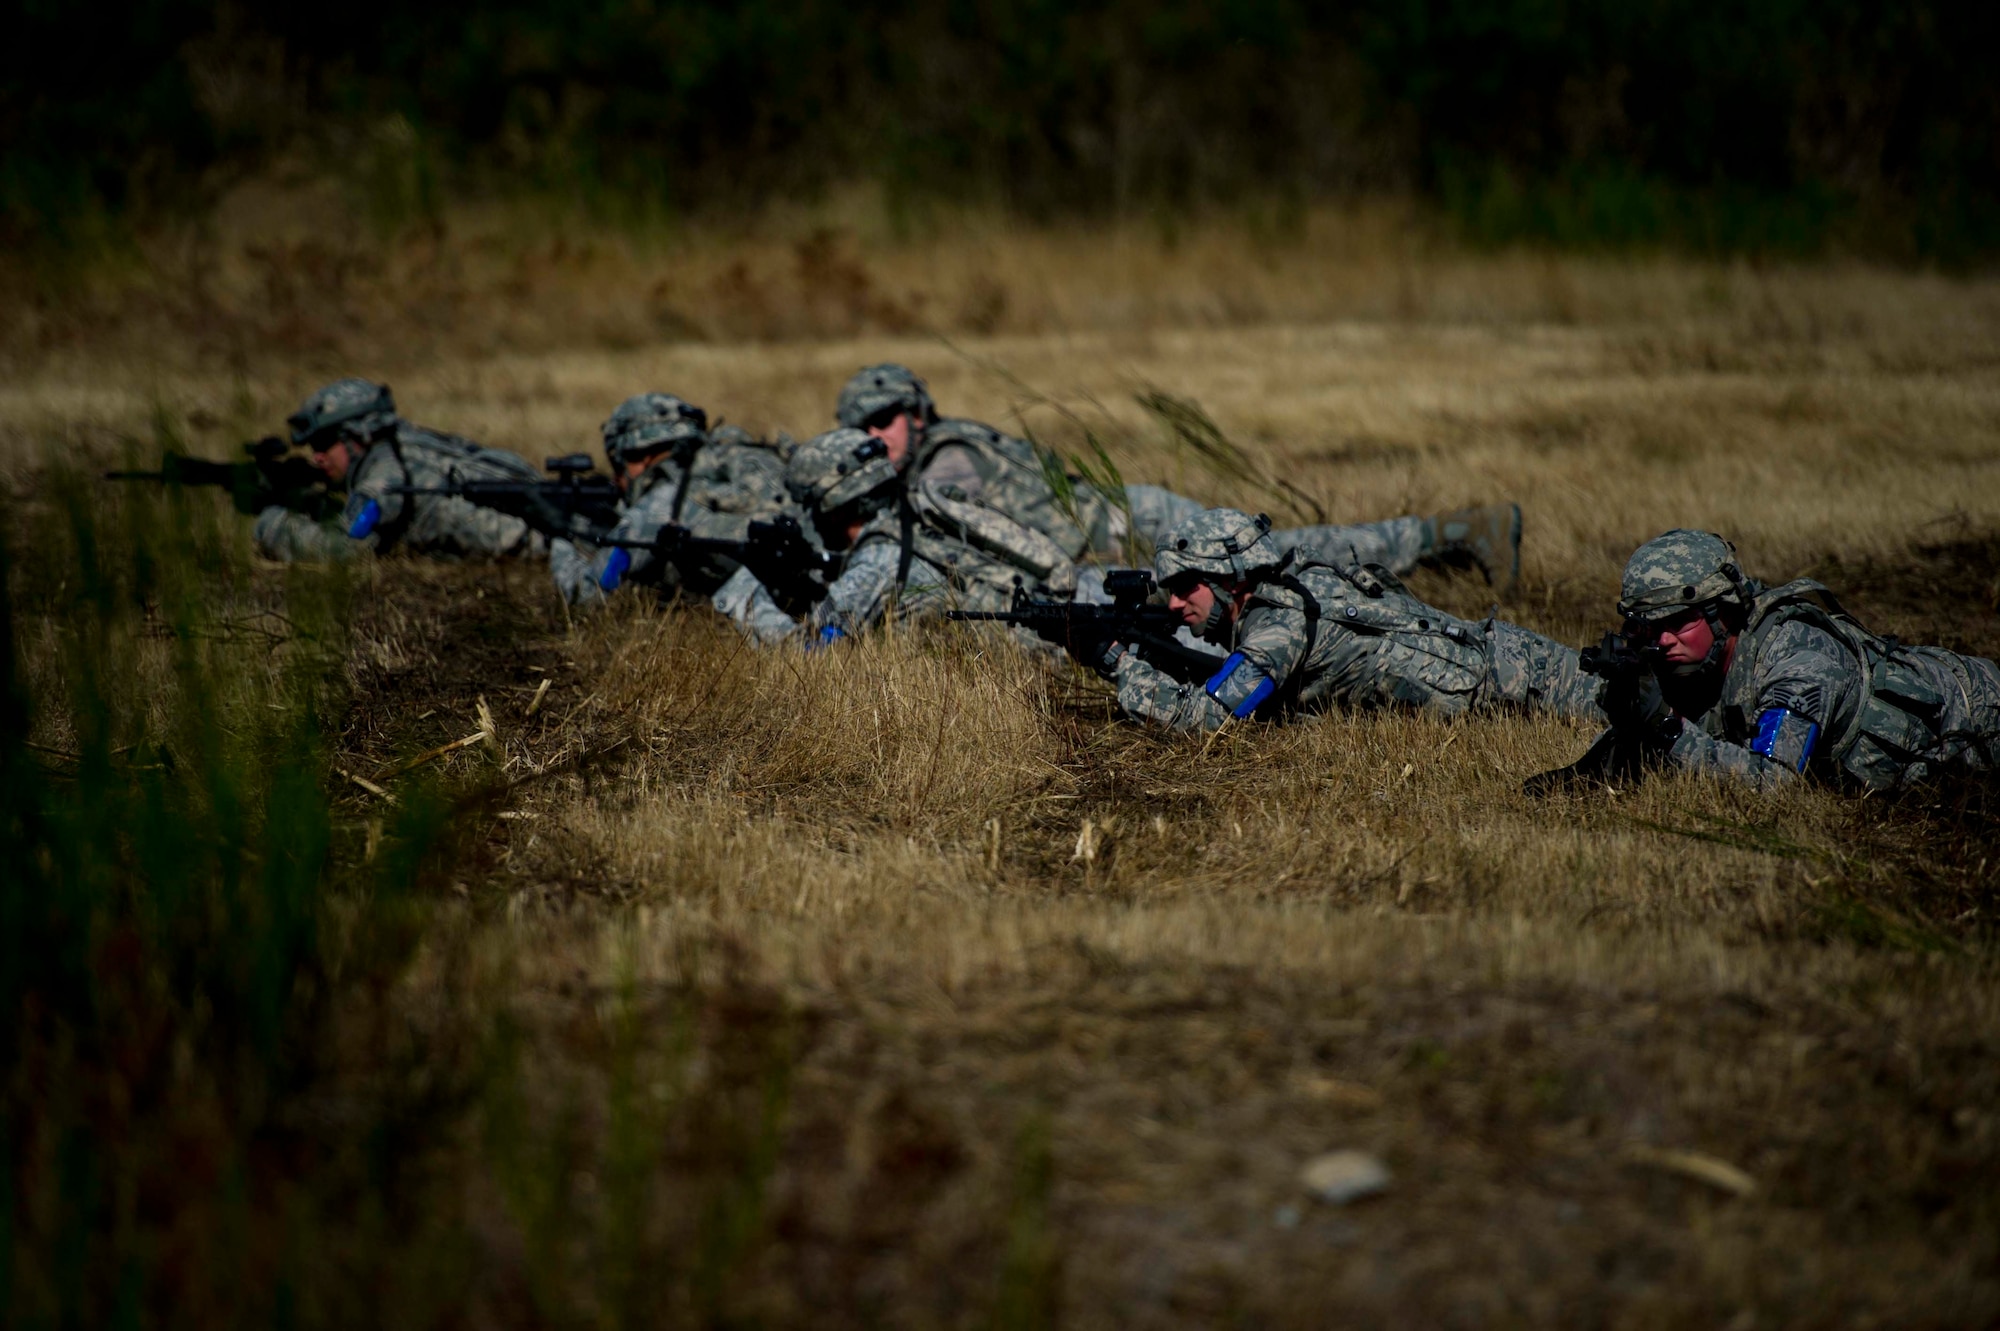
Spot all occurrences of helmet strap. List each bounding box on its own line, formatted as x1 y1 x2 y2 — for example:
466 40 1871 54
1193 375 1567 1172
1194 578 1234 640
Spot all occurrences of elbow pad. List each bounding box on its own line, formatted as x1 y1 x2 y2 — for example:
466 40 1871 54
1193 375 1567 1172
346 498 381 539
1204 651 1276 719
1750 707 1819 772
598 546 632 592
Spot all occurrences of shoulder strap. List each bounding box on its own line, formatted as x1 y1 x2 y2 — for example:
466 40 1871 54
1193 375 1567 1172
667 438 703 524
1273 572 1322 667
1233 569 1323 711
895 498 917 590
371 434 419 548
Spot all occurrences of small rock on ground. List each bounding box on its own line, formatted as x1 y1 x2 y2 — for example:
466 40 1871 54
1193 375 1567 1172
1299 1150 1391 1205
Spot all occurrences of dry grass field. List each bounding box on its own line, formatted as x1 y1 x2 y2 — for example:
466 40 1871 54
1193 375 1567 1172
7 204 2000 1326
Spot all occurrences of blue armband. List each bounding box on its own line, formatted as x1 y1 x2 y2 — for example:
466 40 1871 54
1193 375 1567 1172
805 624 847 651
346 498 381 539
1750 706 1819 772
598 546 632 592
1203 651 1277 719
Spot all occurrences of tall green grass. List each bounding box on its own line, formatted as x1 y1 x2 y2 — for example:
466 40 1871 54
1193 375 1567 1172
0 438 476 1324
0 431 830 1327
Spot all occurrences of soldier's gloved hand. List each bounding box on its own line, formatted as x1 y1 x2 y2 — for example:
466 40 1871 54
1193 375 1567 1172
1057 624 1122 675
1080 636 1128 677
1598 671 1681 747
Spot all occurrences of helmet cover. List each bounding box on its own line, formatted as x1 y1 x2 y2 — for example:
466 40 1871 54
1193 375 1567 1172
1618 529 1751 624
835 363 938 430
785 427 899 515
288 378 398 448
601 392 709 464
1151 507 1281 587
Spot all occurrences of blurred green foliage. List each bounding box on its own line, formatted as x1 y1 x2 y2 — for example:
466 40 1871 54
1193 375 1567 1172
0 428 819 1327
4 0 1997 259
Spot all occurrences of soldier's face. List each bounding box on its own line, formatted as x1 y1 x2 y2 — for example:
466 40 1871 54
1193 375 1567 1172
1167 580 1218 629
866 411 915 469
1653 611 1716 664
311 441 355 483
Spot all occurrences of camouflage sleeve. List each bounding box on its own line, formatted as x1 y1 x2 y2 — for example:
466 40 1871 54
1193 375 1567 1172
1108 601 1312 732
394 491 538 559
1666 622 1861 787
1224 599 1320 683
712 565 801 646
550 538 607 607
252 505 360 562
1664 726 1800 789
601 483 680 583
802 537 911 638
351 451 542 559
1110 650 1234 732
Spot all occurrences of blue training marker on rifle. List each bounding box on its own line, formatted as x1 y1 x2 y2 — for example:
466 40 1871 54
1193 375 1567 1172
599 546 632 592
347 498 381 539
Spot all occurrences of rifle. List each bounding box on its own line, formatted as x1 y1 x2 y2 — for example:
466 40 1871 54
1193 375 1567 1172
104 436 338 519
384 453 623 541
945 568 1223 682
602 513 837 615
1522 631 1666 795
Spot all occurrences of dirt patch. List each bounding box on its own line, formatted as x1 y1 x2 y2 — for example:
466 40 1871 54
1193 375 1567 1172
1806 533 2000 661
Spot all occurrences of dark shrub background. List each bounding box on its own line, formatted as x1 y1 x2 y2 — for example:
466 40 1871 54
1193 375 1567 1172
5 0 1998 258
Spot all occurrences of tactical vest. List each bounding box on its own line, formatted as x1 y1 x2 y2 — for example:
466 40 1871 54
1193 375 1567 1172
364 424 537 550
868 479 1080 608
1721 579 1953 790
914 419 1121 561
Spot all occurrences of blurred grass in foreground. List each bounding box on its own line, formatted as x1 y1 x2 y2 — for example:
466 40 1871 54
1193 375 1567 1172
0 439 837 1328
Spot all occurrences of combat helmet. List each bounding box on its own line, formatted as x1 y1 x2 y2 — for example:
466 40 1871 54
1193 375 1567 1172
288 378 398 449
601 392 709 467
835 364 938 431
1153 508 1282 587
1617 530 1753 624
1151 508 1281 640
786 428 897 517
1618 529 1755 675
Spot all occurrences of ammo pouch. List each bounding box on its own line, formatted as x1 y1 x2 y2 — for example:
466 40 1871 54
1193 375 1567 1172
909 480 1079 596
1342 562 1410 598
1842 646 1946 789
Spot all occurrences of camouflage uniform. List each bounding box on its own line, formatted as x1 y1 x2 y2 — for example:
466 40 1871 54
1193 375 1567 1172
715 428 1078 646
834 363 1518 587
256 378 543 562
1103 508 1601 732
553 396 792 606
1613 530 2000 790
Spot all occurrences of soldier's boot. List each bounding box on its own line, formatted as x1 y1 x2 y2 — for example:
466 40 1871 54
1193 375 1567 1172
1427 502 1522 597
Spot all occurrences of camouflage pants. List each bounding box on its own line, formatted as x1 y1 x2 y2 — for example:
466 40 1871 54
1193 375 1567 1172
1481 621 1603 721
1282 518 1430 578
1123 485 1432 576
1948 652 2000 771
